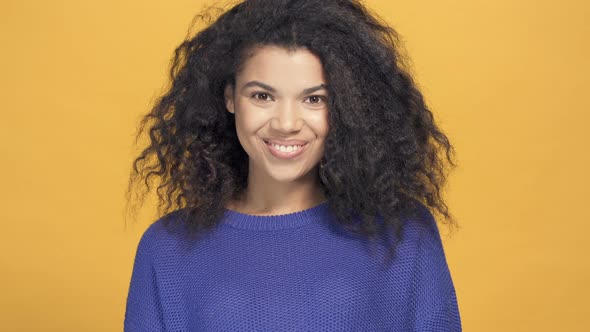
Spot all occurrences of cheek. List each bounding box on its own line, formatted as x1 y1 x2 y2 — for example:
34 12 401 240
309 112 330 138
233 104 267 153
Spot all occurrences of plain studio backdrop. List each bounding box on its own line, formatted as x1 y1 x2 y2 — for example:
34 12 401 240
0 0 588 330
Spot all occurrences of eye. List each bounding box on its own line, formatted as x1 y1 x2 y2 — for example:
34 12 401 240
252 92 273 102
305 95 326 105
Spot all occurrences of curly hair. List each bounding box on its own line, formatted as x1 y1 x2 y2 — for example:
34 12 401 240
125 0 458 260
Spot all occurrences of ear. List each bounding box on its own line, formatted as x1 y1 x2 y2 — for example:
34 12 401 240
224 84 235 114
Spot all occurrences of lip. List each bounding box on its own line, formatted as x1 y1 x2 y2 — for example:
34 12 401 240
264 138 309 146
264 140 309 160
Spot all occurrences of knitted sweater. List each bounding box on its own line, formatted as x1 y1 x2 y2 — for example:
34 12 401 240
124 200 461 331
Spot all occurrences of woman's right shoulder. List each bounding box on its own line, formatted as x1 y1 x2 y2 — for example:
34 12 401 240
137 209 189 251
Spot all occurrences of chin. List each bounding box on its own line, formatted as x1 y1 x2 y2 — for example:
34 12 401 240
267 165 317 182
266 171 304 183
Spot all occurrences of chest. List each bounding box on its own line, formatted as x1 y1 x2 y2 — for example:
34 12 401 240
154 247 416 331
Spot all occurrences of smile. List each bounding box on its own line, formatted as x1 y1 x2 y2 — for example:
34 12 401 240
264 140 309 159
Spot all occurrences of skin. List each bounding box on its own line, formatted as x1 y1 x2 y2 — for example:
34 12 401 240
223 45 330 215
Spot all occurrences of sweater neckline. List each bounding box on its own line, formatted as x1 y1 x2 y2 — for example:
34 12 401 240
220 200 331 230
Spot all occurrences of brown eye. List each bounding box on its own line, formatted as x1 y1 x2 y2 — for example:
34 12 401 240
252 93 272 101
305 95 325 105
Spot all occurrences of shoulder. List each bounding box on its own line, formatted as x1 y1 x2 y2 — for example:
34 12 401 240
400 200 442 246
135 209 189 257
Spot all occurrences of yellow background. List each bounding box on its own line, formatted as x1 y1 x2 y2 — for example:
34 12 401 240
1 0 588 330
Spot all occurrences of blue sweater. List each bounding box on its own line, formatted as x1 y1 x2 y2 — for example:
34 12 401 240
124 200 461 331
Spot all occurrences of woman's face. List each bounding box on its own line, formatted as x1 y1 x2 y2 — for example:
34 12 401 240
224 45 329 184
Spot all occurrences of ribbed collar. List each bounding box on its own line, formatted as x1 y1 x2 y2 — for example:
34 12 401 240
220 200 331 231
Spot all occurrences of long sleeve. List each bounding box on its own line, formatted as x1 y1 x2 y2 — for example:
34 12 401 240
124 226 166 332
413 207 462 332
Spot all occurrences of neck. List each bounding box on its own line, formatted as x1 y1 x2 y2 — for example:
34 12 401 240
229 165 326 215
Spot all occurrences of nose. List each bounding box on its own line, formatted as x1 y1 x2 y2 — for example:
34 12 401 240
271 100 302 133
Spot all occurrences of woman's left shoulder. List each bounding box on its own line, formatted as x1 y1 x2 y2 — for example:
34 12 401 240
398 201 444 248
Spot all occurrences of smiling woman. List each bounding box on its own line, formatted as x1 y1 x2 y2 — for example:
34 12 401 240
124 0 461 331
223 46 330 209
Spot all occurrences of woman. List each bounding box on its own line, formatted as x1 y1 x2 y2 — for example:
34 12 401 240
124 0 461 330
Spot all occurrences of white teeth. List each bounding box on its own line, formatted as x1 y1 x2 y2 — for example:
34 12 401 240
269 143 305 153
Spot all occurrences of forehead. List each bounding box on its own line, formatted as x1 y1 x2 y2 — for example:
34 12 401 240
236 45 326 88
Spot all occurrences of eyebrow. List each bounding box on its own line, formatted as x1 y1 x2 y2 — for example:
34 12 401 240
241 80 327 95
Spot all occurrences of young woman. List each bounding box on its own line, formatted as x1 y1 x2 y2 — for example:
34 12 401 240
124 0 461 330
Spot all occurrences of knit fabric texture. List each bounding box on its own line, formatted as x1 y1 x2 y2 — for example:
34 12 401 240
124 200 461 331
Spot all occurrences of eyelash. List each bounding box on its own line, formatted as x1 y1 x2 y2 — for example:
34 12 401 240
251 93 326 105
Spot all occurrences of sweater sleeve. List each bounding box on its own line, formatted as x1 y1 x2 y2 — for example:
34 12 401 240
413 207 462 332
124 225 166 332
